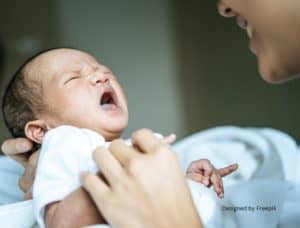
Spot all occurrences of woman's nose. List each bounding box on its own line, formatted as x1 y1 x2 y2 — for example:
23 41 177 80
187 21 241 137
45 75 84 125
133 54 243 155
217 1 236 18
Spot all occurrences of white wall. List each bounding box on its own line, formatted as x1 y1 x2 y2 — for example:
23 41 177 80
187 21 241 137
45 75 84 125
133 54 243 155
57 0 185 138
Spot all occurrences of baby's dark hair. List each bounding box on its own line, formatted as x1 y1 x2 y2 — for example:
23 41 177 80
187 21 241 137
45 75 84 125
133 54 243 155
2 48 66 141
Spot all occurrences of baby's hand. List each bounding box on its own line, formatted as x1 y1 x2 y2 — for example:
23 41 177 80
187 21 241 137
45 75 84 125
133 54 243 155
186 159 238 198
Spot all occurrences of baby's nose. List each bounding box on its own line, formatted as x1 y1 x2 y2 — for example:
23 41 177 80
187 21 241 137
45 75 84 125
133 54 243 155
217 1 236 18
91 71 109 85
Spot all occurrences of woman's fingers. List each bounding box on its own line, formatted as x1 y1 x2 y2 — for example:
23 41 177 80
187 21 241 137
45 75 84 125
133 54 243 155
109 139 139 167
1 138 33 166
218 163 238 177
1 138 40 195
1 138 32 155
82 133 203 228
23 186 33 200
131 129 162 154
19 150 40 193
93 146 125 184
81 172 110 203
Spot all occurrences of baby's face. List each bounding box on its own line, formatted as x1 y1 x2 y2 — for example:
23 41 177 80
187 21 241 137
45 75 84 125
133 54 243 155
28 49 128 140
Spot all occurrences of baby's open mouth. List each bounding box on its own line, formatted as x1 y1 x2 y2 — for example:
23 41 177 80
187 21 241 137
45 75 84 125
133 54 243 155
101 92 114 105
100 87 119 111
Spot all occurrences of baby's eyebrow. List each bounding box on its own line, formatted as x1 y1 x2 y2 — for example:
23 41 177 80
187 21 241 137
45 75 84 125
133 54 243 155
61 65 82 76
53 66 81 84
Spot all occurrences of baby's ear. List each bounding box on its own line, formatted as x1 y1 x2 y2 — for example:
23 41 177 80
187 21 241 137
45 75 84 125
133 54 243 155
25 120 48 144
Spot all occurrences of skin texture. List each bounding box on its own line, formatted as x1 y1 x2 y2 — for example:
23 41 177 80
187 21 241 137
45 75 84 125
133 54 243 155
24 49 129 227
24 48 129 143
3 49 197 228
82 129 204 228
217 0 300 83
81 2 300 226
3 48 130 227
186 160 238 198
4 1 300 227
45 134 177 227
3 49 129 200
1 138 36 199
82 129 237 228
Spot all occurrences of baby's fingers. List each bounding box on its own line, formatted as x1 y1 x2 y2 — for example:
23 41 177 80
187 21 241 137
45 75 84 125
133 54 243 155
211 173 224 198
218 163 239 177
162 134 176 144
186 173 206 184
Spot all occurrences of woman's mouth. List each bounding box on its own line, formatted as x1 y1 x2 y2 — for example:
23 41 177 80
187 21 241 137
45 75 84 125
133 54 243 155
236 15 256 54
236 15 247 30
236 15 253 39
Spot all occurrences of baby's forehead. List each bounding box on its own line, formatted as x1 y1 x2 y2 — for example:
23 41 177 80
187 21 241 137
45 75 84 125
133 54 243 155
25 49 98 81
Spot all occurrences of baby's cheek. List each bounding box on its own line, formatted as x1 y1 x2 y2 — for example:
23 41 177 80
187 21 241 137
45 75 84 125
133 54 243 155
45 87 69 106
56 95 74 110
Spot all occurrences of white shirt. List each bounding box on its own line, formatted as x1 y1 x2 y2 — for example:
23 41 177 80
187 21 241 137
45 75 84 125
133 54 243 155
32 125 219 228
33 125 111 227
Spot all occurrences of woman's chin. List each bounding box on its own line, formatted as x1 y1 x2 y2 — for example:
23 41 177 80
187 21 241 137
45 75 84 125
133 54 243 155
258 57 288 84
257 48 300 84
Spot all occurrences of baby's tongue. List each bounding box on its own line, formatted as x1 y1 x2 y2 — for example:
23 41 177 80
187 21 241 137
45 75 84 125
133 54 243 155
102 103 115 110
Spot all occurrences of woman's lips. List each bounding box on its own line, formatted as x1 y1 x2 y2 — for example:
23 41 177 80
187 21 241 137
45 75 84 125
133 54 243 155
236 15 247 30
249 37 257 55
236 15 256 54
246 27 253 39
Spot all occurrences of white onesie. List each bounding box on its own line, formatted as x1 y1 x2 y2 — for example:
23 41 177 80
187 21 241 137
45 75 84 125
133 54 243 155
33 125 219 228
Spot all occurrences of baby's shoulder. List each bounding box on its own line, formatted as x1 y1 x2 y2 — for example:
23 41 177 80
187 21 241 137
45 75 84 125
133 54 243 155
38 125 107 169
42 125 106 150
44 125 103 141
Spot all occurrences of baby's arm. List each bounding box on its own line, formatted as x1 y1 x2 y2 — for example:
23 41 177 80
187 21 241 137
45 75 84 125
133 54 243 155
33 126 109 228
45 186 105 227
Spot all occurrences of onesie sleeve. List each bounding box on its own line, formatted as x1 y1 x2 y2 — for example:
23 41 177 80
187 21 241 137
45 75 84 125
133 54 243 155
32 126 104 228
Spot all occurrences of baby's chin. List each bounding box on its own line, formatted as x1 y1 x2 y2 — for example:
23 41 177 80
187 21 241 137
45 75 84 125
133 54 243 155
96 119 128 141
100 128 125 141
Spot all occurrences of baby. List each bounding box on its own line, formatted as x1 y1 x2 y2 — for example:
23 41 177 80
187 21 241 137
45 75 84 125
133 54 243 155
2 48 237 227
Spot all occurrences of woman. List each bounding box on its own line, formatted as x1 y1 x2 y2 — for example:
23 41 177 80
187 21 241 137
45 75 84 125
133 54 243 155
2 0 300 227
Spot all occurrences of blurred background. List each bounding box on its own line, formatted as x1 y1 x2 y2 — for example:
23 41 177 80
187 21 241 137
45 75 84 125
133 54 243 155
1 0 300 144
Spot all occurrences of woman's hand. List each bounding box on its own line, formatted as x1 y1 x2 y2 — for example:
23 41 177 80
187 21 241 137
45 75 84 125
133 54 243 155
1 138 39 199
82 129 203 228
